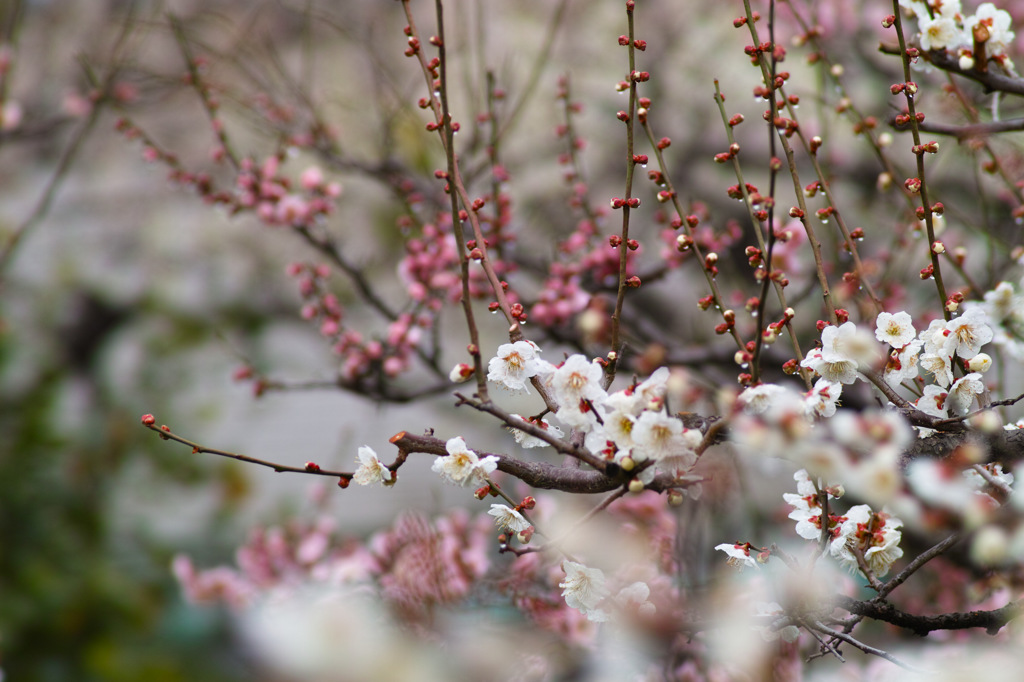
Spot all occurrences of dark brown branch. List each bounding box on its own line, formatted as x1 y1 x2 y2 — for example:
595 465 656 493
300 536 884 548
893 115 1024 140
143 422 353 480
388 430 695 495
833 595 1022 636
879 42 1024 97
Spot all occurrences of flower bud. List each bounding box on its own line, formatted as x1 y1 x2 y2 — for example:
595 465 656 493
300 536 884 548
966 353 992 373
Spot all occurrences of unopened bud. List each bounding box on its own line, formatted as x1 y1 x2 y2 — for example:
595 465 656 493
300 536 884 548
966 353 992 373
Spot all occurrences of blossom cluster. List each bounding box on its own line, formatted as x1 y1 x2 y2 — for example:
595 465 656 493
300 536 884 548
901 0 1017 72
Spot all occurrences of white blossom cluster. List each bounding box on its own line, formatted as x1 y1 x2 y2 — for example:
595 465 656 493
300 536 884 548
741 305 997 437
718 469 903 579
486 345 703 484
901 0 1017 72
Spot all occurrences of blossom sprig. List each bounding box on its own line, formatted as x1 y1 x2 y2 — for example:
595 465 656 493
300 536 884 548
139 415 355 486
829 505 904 578
431 436 499 487
715 541 770 570
899 0 1017 73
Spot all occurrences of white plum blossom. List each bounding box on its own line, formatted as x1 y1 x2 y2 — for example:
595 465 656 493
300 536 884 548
884 338 923 388
487 340 542 392
353 446 393 486
738 383 788 415
631 410 699 467
549 355 607 428
599 403 637 450
829 505 904 577
875 311 917 348
980 282 1024 326
632 366 671 410
914 386 949 438
820 321 879 366
965 3 1015 55
487 504 531 533
898 0 929 18
431 436 499 486
945 307 993 360
919 15 965 51
919 318 955 357
559 560 609 622
715 542 762 570
919 351 954 387
785 469 843 541
801 347 859 385
506 414 563 449
948 372 984 414
804 378 842 418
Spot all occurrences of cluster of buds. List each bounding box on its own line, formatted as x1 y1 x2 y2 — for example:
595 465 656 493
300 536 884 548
610 197 641 209
893 111 926 127
714 142 741 164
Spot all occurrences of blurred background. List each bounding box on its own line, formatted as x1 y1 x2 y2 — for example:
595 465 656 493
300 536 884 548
3 0 1024 680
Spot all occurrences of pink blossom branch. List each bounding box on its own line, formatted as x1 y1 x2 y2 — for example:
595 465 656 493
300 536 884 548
0 14 134 278
169 14 240 172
